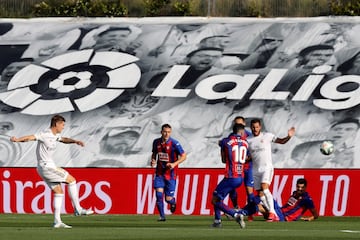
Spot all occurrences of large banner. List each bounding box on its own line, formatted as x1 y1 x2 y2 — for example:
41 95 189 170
0 168 357 216
0 17 359 168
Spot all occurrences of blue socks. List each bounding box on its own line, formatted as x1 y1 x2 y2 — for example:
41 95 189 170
156 191 165 218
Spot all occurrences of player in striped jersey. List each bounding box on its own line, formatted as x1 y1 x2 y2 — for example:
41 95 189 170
239 178 318 221
211 123 248 228
227 116 255 221
151 123 187 221
276 178 318 221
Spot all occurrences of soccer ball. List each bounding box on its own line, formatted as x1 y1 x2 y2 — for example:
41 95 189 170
320 141 334 155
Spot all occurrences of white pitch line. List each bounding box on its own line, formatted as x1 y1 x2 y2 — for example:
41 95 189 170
340 230 360 233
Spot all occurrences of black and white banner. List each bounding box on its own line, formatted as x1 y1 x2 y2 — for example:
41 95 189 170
0 17 359 168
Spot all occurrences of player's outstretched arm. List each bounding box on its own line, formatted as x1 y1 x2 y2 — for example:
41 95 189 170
10 135 36 143
275 127 295 144
60 137 84 147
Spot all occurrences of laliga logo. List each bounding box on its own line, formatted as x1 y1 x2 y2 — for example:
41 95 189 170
1 50 360 114
0 50 140 115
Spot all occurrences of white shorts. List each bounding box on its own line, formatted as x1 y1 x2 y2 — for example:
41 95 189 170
37 166 69 189
253 168 274 190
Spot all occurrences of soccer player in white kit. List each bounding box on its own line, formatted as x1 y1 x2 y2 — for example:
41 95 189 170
247 118 295 222
10 115 94 228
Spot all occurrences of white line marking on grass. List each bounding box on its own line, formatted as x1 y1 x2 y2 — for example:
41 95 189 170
340 230 360 233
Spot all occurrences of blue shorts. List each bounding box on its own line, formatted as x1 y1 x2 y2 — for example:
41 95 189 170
244 165 254 188
154 175 176 197
213 177 243 200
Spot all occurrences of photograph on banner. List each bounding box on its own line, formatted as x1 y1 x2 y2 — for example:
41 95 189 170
0 18 359 168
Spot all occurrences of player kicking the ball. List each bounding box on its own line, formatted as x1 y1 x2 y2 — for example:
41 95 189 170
10 115 94 228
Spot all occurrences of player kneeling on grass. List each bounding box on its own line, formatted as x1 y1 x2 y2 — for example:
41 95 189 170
10 115 94 228
239 178 319 221
211 123 248 228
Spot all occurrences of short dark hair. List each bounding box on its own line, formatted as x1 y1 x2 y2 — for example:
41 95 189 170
250 118 261 126
233 123 245 134
234 116 245 122
297 178 307 187
299 44 333 58
186 47 223 58
50 115 65 127
161 123 172 130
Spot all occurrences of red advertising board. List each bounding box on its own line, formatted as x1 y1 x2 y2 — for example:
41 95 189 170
0 168 358 216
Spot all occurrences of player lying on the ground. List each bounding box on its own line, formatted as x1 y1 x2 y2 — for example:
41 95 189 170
239 178 319 221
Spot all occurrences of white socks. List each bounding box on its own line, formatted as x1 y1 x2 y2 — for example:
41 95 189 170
53 182 82 224
53 193 63 224
260 195 269 211
263 188 275 213
68 181 82 212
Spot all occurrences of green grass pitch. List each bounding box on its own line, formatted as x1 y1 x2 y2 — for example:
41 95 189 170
0 214 359 240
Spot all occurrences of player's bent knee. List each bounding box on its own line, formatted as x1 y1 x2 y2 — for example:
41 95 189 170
52 184 64 194
66 174 76 184
165 196 173 202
